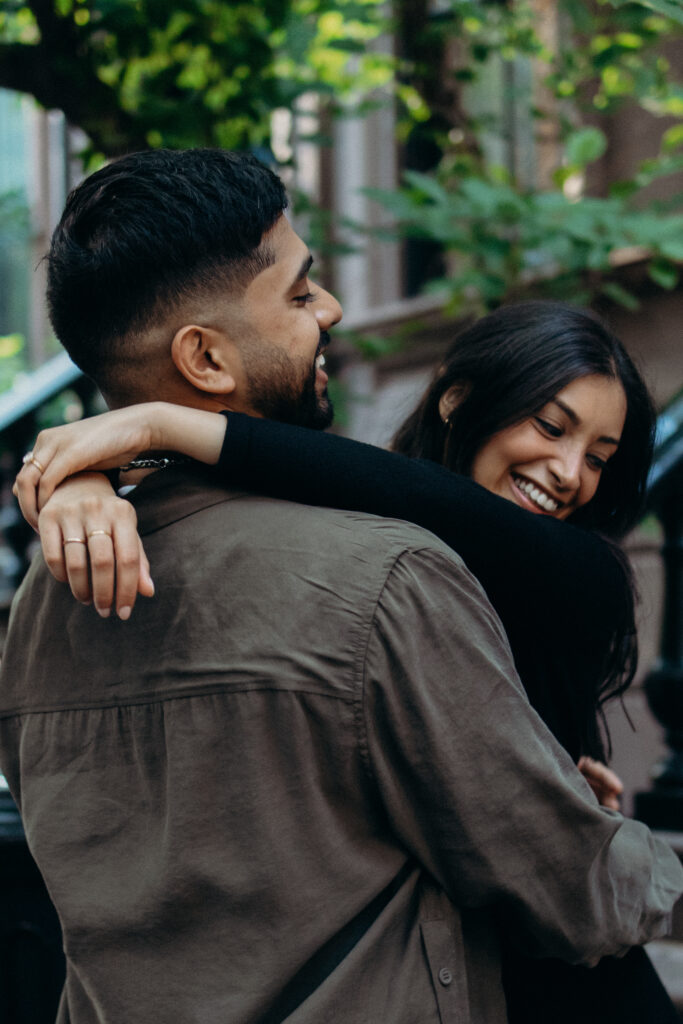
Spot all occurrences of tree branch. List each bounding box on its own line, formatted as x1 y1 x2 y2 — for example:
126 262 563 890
0 38 146 155
28 0 72 43
0 42 51 100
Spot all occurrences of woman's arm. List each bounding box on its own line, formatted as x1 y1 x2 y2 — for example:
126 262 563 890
15 402 226 527
19 401 623 637
219 414 636 762
219 413 632 653
14 403 226 617
36 472 155 619
18 406 634 743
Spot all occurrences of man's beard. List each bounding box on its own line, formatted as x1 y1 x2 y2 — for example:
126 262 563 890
241 332 334 430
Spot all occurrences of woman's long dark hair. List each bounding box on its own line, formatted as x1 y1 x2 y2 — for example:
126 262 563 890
393 301 655 538
392 301 656 761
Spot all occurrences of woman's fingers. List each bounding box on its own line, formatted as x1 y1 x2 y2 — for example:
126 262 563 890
73 495 151 619
87 531 116 617
56 517 153 620
14 458 43 530
137 539 156 600
14 406 157 521
580 757 623 794
40 515 70 584
577 756 624 810
16 430 80 520
36 473 154 619
110 514 154 619
63 534 94 605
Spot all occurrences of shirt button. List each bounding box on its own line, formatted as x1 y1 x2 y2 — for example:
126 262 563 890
438 967 453 986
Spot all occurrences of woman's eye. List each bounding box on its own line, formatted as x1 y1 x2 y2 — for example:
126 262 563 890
587 454 607 471
534 417 562 438
293 291 317 306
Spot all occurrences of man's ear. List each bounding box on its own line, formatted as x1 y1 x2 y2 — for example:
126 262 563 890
170 325 238 396
438 381 470 423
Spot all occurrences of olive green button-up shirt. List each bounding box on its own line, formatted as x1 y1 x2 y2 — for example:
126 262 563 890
0 468 681 1023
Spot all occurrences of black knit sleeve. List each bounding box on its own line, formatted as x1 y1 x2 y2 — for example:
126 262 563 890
219 413 633 758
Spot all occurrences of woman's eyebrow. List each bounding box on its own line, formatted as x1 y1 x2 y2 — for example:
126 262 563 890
551 398 620 446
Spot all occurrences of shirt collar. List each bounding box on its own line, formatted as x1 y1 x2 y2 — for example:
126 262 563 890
127 464 244 536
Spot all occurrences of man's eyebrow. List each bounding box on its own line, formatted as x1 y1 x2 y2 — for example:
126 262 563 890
551 398 620 446
289 253 313 290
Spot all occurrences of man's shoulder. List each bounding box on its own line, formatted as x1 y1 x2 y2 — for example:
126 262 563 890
202 490 465 569
132 467 466 571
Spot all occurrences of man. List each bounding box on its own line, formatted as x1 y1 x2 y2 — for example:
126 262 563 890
0 149 681 1023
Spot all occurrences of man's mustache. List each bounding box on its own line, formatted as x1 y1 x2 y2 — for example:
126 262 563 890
316 332 331 358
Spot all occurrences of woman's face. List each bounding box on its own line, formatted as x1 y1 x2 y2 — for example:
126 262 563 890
470 374 627 520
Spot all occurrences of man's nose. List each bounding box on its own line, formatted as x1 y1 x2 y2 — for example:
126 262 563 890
549 445 583 491
315 286 343 329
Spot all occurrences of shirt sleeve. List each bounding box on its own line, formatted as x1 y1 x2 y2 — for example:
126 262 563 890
359 545 683 965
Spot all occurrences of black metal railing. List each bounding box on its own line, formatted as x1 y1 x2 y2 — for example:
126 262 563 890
634 389 683 830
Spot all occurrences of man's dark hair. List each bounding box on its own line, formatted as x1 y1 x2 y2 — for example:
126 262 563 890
47 148 288 391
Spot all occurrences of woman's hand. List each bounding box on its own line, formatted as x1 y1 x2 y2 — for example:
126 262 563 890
577 756 623 811
15 404 160 529
14 402 227 528
38 472 154 619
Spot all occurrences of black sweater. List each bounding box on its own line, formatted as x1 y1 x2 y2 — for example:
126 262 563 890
217 413 634 761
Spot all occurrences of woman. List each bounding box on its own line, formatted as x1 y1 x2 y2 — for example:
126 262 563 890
15 301 676 1020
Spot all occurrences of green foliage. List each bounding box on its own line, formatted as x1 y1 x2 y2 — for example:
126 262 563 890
365 0 683 314
610 0 683 25
0 332 26 392
565 128 608 167
0 0 681 318
0 190 31 391
366 160 683 312
0 0 399 158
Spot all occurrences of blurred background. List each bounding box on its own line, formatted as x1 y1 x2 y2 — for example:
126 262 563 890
0 0 681 1018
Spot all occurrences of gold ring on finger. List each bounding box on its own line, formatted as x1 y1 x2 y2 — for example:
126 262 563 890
22 451 45 474
87 530 112 540
63 537 87 545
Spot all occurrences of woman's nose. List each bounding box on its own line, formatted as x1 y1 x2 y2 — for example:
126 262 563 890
549 446 583 491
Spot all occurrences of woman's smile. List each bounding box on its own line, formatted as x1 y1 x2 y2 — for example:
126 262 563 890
509 473 563 515
470 374 627 520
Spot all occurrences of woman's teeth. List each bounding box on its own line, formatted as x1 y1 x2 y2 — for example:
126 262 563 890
316 353 326 369
513 475 560 513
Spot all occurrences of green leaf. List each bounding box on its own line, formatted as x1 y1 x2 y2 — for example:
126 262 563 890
662 124 683 152
606 0 683 26
0 333 24 359
401 170 449 204
608 179 640 199
343 331 404 360
600 281 641 310
658 238 683 261
565 127 608 166
648 259 679 289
